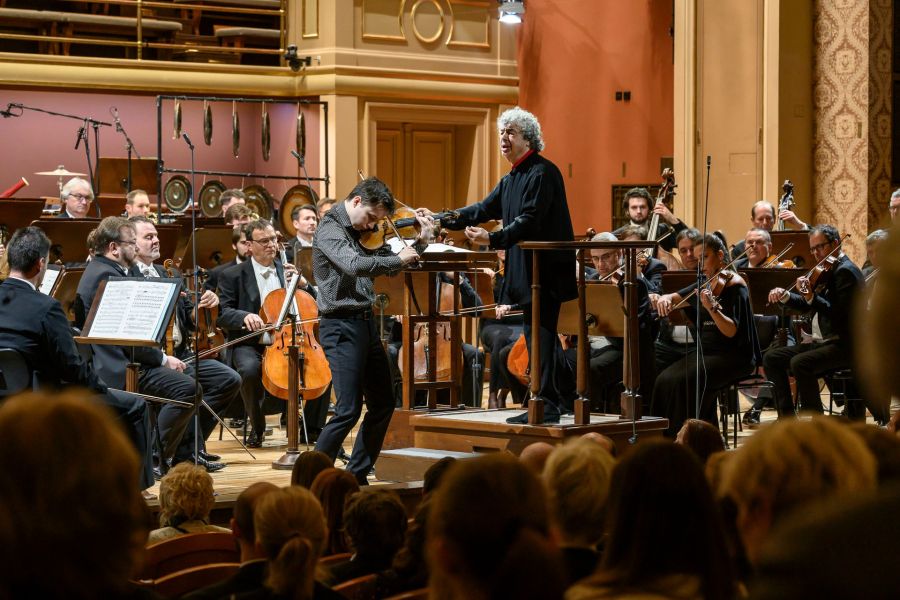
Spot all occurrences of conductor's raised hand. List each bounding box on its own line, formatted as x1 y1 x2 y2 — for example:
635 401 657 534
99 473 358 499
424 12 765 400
464 226 490 246
398 246 420 266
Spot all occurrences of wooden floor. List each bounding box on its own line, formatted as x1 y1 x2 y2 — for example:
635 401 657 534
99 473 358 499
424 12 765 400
143 387 840 509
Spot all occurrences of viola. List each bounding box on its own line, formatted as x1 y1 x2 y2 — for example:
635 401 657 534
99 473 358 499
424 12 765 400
797 255 836 295
193 268 224 358
359 206 459 251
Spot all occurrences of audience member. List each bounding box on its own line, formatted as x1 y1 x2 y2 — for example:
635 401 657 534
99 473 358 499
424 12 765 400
580 431 617 456
519 441 555 474
0 392 148 599
329 489 408 584
423 456 456 496
675 418 726 465
310 468 360 556
375 500 432 597
184 482 278 599
568 441 735 600
720 418 876 566
243 486 343 600
290 451 334 488
149 462 229 544
427 453 566 600
846 423 900 485
543 437 616 585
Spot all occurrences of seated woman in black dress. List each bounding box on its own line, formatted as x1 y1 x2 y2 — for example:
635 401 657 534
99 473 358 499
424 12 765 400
652 234 760 436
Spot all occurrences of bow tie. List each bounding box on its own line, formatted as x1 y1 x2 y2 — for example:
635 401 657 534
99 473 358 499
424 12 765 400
261 268 275 279
142 265 157 277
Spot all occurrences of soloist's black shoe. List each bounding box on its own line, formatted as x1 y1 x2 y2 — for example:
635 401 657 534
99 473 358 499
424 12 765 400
337 448 351 464
199 450 221 462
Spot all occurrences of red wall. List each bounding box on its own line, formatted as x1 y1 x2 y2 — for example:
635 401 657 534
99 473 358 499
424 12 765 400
517 0 674 233
0 89 322 206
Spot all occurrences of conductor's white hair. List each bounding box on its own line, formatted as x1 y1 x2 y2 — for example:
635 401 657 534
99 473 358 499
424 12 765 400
498 107 545 152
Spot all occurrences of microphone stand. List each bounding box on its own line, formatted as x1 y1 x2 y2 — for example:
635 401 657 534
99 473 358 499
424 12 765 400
695 156 712 420
111 107 142 194
182 132 203 467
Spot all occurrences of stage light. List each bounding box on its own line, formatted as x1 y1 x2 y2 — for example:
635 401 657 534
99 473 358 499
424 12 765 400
498 0 524 24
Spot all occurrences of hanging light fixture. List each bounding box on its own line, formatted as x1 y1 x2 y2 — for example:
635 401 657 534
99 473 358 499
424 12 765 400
498 0 524 24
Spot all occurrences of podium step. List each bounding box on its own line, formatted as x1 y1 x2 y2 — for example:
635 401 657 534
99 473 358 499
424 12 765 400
375 447 482 483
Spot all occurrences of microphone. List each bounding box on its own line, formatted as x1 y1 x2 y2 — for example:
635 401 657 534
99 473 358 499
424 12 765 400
290 149 303 162
182 131 195 149
706 155 711 168
74 126 85 150
110 106 122 131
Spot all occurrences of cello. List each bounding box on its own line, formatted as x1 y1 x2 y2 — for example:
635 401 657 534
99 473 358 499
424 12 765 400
259 248 331 400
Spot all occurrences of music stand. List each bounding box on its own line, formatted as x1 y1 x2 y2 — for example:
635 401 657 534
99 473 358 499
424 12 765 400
98 157 159 196
51 266 84 322
39 264 64 296
294 246 315 286
31 218 98 265
660 271 698 294
738 268 804 315
155 223 181 263
557 283 626 338
770 231 812 268
176 227 237 271
96 196 125 216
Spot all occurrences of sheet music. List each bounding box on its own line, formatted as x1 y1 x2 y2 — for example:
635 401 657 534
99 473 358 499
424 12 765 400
385 239 471 254
86 279 177 341
39 268 61 295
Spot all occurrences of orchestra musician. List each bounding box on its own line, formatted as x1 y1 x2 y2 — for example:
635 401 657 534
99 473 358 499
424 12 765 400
0 226 154 491
57 177 94 219
128 216 241 472
123 189 151 218
216 219 324 448
312 177 432 483
220 189 247 219
733 228 794 269
764 224 866 419
889 189 900 222
224 202 254 227
863 229 887 280
733 200 808 258
435 107 578 424
479 248 524 409
290 203 318 254
73 217 204 476
204 220 251 294
653 234 761 436
613 224 667 293
653 228 702 374
622 187 685 253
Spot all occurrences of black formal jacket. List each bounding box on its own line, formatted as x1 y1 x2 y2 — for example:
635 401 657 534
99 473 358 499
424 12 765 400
204 257 240 293
217 259 316 347
0 277 106 392
74 255 165 389
444 151 578 307
784 254 863 347
641 257 666 294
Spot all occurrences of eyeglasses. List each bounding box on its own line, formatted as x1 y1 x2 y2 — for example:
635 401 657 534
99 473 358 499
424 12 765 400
251 236 278 246
68 193 91 201
810 241 832 253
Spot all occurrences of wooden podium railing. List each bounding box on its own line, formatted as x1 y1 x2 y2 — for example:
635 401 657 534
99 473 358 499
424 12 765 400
518 240 656 426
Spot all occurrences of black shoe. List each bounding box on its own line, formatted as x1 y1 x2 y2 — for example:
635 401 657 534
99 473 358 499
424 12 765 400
337 448 351 464
196 455 226 473
742 408 761 426
199 450 221 462
227 418 245 428
246 431 264 448
153 466 165 481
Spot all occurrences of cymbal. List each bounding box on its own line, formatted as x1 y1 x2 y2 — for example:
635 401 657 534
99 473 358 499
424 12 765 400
34 165 86 177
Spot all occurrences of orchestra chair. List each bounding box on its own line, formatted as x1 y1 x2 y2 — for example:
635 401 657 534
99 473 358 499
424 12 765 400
0 349 31 398
333 573 378 600
139 532 239 580
825 368 867 421
150 562 240 598
714 315 779 448
385 589 429 600
318 552 353 569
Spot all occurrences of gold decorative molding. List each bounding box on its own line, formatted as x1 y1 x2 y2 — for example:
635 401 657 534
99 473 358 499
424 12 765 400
447 0 491 49
302 0 319 39
410 0 445 44
362 0 408 43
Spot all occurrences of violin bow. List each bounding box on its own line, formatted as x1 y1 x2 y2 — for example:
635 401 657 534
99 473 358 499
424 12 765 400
777 233 850 300
670 247 750 311
765 242 795 268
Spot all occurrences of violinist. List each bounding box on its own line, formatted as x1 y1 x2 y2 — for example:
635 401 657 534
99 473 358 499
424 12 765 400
653 234 760 436
613 224 667 293
763 225 865 418
128 216 241 472
432 107 577 425
217 219 322 448
312 177 432 483
622 187 685 253
653 228 703 375
733 228 793 269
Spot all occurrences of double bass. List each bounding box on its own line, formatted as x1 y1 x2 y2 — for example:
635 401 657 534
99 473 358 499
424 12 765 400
645 169 683 271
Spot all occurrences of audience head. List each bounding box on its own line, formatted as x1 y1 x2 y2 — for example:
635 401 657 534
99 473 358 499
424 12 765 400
343 489 408 560
124 189 151 218
427 453 565 600
232 482 278 550
310 468 360 555
519 441 555 474
543 437 616 547
255 486 327 599
158 462 216 528
423 456 457 496
61 177 94 218
847 423 900 485
675 419 725 464
590 441 734 600
721 417 877 564
0 392 146 599
290 450 333 489
580 431 618 456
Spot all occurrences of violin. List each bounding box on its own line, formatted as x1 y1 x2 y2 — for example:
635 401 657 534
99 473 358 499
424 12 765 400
193 268 224 357
771 234 849 303
258 248 331 400
359 205 459 251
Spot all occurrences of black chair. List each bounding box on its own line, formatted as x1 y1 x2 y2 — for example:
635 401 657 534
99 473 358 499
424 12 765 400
0 348 32 398
825 368 867 421
715 315 778 448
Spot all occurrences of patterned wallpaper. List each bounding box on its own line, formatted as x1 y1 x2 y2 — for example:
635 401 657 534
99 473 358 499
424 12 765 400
812 0 891 262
